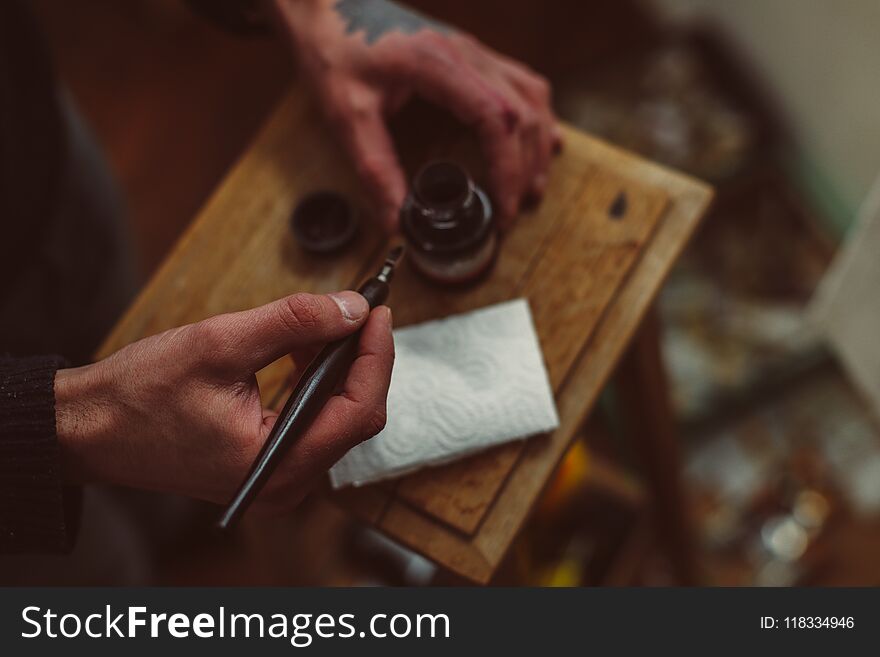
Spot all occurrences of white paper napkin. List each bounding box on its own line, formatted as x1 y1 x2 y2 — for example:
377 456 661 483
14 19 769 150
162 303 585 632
329 298 559 488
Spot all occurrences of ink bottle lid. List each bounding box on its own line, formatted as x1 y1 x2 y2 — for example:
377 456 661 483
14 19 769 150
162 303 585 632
400 161 496 285
291 191 359 254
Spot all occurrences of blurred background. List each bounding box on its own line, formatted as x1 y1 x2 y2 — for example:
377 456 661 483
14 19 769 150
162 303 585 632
27 0 880 585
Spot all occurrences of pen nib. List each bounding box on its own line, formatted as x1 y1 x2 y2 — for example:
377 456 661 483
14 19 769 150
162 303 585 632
378 245 404 283
386 245 404 266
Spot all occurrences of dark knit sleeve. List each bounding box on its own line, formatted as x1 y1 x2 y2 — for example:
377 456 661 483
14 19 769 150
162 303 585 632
0 355 80 553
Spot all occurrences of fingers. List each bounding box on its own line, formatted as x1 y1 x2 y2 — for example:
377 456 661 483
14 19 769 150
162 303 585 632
493 57 561 198
480 71 544 214
201 290 370 373
391 44 523 221
386 34 558 224
301 306 394 456
330 305 395 426
255 306 395 510
324 85 407 233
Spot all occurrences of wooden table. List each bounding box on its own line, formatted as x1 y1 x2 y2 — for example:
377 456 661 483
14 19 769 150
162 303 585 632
99 89 712 584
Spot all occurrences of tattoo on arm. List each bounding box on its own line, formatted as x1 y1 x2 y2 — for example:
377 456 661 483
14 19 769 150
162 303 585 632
333 0 449 44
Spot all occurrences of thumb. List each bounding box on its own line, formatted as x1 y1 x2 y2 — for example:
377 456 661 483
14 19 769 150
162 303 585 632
203 291 369 373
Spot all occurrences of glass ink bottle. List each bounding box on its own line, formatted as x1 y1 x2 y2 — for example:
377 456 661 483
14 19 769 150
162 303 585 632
400 161 496 285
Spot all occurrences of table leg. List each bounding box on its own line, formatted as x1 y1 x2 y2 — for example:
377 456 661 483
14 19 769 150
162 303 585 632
614 306 700 584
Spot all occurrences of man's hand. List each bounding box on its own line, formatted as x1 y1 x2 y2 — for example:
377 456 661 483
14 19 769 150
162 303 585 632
54 291 393 514
271 0 561 231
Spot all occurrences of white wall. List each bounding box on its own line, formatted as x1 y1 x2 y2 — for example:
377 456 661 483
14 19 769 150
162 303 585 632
653 0 880 231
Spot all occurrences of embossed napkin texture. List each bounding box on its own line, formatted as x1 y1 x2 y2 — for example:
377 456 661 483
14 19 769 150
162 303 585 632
329 298 560 488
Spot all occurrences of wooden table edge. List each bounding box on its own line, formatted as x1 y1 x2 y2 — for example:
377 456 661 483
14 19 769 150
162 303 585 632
375 157 713 581
92 88 713 583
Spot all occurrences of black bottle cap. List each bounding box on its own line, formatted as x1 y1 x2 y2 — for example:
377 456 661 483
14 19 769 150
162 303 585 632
291 191 358 254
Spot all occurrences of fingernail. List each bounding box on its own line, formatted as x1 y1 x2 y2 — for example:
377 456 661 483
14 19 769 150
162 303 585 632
383 306 393 328
329 291 368 322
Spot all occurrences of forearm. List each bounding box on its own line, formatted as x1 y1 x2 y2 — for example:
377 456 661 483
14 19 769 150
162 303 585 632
270 0 449 48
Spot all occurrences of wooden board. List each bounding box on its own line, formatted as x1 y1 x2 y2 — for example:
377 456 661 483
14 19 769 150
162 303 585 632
98 88 712 583
388 166 667 534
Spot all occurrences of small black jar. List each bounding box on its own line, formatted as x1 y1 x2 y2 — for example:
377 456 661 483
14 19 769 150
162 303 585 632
400 161 496 285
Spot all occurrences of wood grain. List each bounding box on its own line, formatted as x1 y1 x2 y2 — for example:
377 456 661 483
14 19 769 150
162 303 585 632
381 135 713 582
97 87 712 583
96 92 384 404
391 165 669 534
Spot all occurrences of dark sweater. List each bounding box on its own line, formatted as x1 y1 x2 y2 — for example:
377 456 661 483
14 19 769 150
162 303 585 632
0 0 71 555
0 0 261 556
0 356 80 553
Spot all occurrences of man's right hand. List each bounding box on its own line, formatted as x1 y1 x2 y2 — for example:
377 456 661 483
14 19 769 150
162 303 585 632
54 291 394 514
